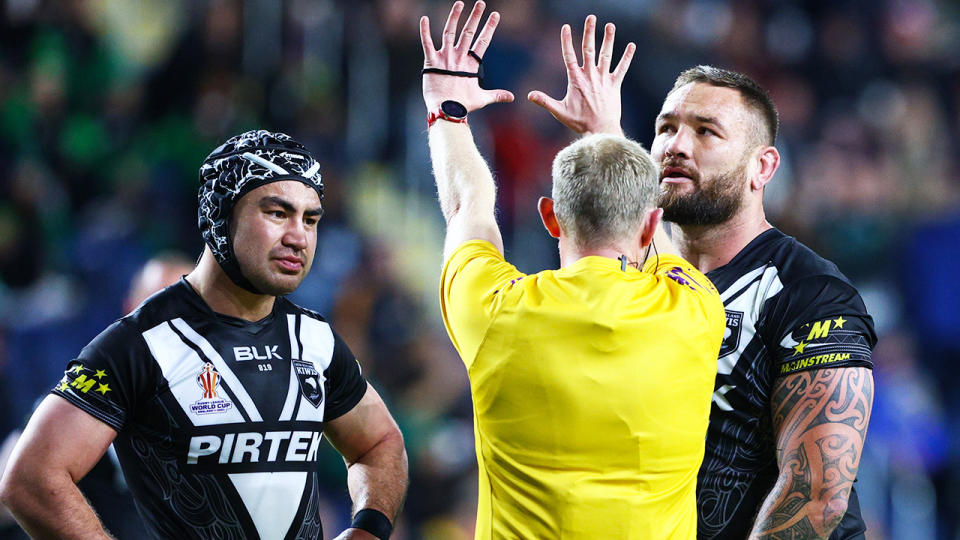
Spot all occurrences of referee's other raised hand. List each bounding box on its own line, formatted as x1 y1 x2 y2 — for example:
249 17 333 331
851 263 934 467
420 1 514 113
528 15 635 136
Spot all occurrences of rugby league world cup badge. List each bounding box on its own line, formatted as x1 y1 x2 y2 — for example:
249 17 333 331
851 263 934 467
191 362 234 415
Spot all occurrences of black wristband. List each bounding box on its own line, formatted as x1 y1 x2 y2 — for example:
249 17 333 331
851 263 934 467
421 52 485 87
350 508 392 539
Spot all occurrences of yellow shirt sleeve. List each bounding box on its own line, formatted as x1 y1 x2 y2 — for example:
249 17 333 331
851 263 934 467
440 240 525 366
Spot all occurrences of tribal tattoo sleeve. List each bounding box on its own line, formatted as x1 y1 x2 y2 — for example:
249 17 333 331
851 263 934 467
749 367 873 540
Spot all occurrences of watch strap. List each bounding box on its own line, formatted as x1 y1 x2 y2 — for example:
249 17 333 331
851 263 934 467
427 108 469 127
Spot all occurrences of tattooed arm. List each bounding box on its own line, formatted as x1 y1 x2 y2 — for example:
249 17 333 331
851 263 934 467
748 367 873 539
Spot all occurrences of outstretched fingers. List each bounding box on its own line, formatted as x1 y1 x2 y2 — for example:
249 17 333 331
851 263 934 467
581 15 597 69
420 16 438 64
612 42 637 83
471 10 500 57
456 1 485 51
560 24 579 73
597 22 616 72
441 1 465 48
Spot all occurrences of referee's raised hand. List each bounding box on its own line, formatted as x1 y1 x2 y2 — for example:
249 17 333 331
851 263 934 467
420 1 514 113
528 15 635 136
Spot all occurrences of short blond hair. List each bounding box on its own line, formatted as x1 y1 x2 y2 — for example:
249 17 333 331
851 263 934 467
551 134 658 250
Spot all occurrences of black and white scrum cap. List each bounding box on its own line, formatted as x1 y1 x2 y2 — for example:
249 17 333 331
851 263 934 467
197 129 324 294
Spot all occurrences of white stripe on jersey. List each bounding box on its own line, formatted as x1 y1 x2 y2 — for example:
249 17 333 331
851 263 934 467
717 266 784 377
287 314 300 360
229 472 307 540
296 316 335 422
142 322 246 426
172 318 264 422
279 365 300 422
279 315 301 421
720 265 767 303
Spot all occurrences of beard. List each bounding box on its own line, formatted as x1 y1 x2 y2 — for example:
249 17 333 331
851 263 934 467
657 163 746 226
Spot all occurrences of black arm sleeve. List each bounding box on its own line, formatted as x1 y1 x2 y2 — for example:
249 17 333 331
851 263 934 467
50 319 155 431
322 330 367 422
759 275 877 378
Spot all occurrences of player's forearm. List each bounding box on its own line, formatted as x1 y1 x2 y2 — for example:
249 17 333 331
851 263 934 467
748 476 848 540
0 470 113 540
750 368 873 539
428 120 497 224
345 428 409 522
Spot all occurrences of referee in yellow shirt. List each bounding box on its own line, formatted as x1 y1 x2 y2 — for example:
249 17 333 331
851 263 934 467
420 3 726 538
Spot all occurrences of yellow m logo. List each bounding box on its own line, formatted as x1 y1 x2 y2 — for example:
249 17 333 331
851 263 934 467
807 320 831 341
70 374 96 394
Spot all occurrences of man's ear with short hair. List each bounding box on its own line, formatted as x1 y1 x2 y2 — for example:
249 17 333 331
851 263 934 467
639 207 663 248
538 197 562 239
751 145 780 191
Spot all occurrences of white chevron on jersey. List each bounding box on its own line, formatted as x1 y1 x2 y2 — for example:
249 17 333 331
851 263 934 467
51 279 369 540
229 472 307 540
296 316 335 422
716 266 783 377
279 365 300 422
719 265 767 303
142 322 246 426
279 315 303 421
172 318 264 422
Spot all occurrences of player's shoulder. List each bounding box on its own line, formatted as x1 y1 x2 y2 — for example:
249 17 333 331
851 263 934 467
714 228 856 297
761 228 853 288
123 279 202 329
754 230 874 335
275 296 329 323
80 282 195 357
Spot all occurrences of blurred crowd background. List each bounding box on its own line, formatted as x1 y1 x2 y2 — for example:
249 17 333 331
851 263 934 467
0 0 957 538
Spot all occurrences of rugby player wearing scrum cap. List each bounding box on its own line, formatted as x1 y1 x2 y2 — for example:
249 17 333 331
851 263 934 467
0 130 408 540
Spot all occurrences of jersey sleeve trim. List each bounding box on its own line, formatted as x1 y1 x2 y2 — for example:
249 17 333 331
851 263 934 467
50 388 124 432
767 275 877 378
777 357 873 376
321 331 368 422
777 324 874 376
322 380 366 423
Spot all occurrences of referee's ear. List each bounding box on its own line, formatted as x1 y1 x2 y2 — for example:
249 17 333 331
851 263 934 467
639 207 663 249
538 197 562 239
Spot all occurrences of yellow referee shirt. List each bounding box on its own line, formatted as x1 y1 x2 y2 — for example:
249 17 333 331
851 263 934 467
440 240 725 540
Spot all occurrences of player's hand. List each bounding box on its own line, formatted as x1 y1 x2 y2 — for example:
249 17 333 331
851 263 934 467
528 15 635 136
420 1 515 113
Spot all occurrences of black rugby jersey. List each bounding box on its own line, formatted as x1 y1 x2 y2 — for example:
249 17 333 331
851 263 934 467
51 279 367 540
697 228 876 539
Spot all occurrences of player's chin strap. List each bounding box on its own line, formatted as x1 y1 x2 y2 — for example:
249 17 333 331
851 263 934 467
421 50 485 86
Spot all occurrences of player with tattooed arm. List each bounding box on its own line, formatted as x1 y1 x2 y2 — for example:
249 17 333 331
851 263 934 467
529 17 876 540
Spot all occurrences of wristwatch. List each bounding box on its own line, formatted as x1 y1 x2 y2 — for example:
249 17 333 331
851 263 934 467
427 100 469 127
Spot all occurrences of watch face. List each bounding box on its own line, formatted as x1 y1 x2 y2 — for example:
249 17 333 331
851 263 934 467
440 100 468 119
